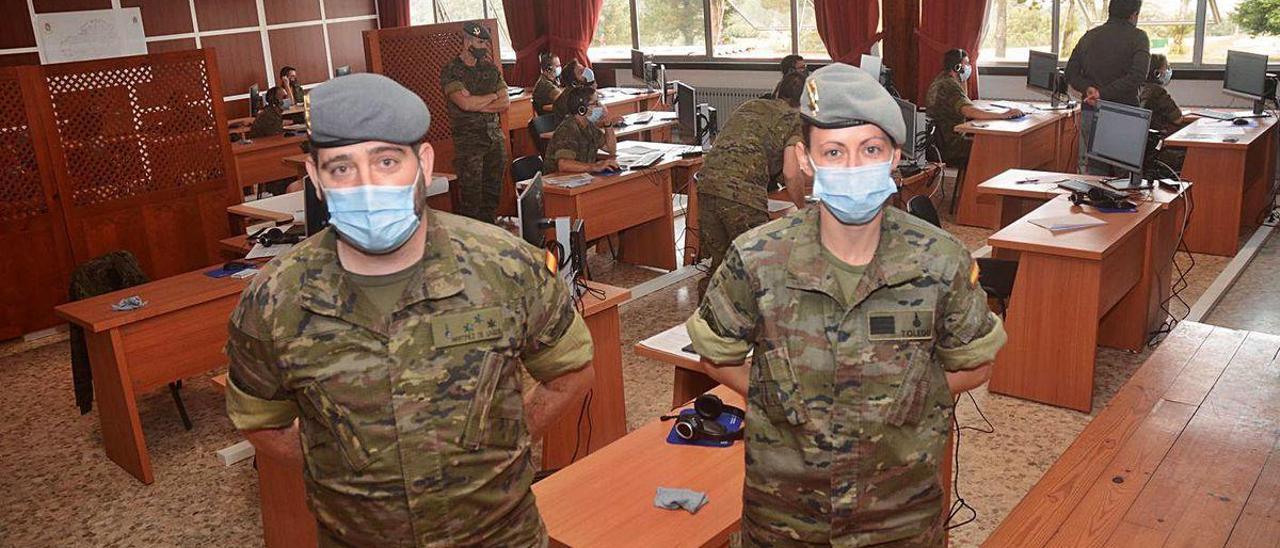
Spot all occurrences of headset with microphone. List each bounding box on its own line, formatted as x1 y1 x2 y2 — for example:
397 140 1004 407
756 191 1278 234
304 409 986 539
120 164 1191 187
661 393 745 443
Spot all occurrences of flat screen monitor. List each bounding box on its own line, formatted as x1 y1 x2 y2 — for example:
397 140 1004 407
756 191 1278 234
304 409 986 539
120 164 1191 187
1224 50 1269 101
334 65 351 77
677 81 697 143
518 174 546 247
860 54 883 83
631 49 646 80
249 83 262 116
1088 100 1152 187
895 97 918 164
303 176 328 236
1027 50 1058 93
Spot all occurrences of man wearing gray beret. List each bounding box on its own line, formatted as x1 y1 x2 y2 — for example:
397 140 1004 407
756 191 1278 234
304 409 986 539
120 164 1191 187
224 72 595 546
687 63 1006 546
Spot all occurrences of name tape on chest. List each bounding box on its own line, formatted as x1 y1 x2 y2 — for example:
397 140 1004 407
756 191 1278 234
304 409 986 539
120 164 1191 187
432 307 505 349
867 309 935 341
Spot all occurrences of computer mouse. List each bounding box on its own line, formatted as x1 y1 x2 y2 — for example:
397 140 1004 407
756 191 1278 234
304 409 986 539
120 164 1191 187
1232 118 1250 126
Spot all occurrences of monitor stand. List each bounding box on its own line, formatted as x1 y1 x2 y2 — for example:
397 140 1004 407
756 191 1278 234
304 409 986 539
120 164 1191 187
1106 172 1152 191
1042 92 1077 111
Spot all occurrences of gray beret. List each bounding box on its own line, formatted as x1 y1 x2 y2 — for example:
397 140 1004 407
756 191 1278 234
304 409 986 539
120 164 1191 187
799 63 906 146
462 22 490 40
307 73 430 148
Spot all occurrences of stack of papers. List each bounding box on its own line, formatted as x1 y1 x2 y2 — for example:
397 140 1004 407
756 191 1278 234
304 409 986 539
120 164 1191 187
542 173 594 188
1029 214 1107 232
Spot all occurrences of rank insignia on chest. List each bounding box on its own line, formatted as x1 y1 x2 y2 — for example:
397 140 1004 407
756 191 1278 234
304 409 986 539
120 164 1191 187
432 307 504 348
867 309 935 341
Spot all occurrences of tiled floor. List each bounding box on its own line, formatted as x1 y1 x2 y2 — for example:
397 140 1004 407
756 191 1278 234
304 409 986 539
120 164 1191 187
0 191 1250 547
1204 226 1280 336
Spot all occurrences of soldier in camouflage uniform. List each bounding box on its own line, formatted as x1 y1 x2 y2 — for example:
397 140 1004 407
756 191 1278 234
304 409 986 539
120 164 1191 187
697 72 807 280
1140 53 1197 172
441 22 510 224
247 86 286 139
687 64 1006 547
225 72 596 547
533 52 563 116
544 86 618 173
924 49 1023 165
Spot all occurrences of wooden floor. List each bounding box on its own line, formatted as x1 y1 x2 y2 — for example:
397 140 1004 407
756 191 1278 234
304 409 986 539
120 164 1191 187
986 321 1280 547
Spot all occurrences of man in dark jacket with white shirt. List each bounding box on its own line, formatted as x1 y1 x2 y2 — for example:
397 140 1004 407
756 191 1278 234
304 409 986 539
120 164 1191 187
1065 0 1149 174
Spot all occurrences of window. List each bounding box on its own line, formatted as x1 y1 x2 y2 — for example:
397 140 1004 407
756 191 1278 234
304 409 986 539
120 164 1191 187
636 0 707 56
1203 0 1280 64
591 0 634 60
795 0 830 60
408 0 514 60
711 0 792 59
981 0 1277 68
980 0 1055 64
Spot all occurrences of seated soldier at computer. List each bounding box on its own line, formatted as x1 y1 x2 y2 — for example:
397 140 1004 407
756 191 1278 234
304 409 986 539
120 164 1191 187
544 86 618 174
247 86 287 139
925 48 1024 165
1140 53 1197 172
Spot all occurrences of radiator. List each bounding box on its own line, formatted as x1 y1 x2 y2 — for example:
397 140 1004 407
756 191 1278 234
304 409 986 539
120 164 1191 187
697 87 772 130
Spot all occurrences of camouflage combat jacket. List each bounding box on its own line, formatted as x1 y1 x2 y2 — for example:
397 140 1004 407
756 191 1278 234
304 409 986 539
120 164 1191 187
545 117 605 173
924 73 974 164
695 207 1005 546
441 57 507 140
532 73 561 115
697 98 802 212
224 209 588 547
1140 83 1183 137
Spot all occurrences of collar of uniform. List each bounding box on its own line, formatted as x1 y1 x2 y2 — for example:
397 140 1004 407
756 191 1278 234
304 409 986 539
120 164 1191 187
784 207 925 305
297 210 464 324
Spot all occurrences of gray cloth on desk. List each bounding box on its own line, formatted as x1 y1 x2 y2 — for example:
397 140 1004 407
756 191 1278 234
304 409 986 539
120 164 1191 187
111 296 147 311
654 487 709 514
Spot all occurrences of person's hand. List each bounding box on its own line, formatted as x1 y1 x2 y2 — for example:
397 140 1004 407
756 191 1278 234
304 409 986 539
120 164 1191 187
595 159 621 171
1084 86 1101 106
1005 108 1025 119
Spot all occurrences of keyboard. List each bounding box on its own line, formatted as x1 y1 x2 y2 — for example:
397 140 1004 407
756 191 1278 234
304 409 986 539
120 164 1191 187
629 115 653 125
621 151 665 170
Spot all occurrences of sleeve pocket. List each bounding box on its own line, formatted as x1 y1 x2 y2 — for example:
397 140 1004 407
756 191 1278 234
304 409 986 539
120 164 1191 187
458 352 522 450
759 346 809 426
300 384 378 472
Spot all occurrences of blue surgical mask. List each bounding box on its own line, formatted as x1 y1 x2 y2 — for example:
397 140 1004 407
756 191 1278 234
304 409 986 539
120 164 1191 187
323 169 424 254
581 66 595 83
959 65 973 82
281 98 294 109
554 66 562 78
1158 68 1172 86
587 106 605 123
810 159 897 225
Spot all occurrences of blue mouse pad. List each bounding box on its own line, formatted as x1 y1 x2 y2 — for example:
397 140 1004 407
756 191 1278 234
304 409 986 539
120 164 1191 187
665 409 744 448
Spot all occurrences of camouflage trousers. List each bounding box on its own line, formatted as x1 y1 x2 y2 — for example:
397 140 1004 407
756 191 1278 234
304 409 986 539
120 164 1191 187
698 194 769 277
454 134 507 224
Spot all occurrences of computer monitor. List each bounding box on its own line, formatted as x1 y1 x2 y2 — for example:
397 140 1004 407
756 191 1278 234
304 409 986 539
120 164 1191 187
631 49 646 80
1087 100 1153 190
303 176 329 236
517 174 546 247
249 83 262 116
1224 50 1270 114
895 97 919 165
677 81 697 144
334 65 351 77
860 54 883 84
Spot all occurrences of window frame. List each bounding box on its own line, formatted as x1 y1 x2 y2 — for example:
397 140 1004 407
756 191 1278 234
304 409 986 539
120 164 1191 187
410 0 516 61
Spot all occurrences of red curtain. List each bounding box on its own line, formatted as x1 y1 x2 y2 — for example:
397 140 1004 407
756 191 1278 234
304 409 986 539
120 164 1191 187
546 0 604 69
813 0 882 65
376 0 410 28
505 0 549 86
916 0 989 100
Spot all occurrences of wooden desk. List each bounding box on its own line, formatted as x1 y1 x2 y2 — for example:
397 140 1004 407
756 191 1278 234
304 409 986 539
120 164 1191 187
976 168 1184 229
508 89 671 160
232 133 307 190
540 112 678 144
987 321 1280 547
534 385 745 548
53 267 250 484
954 102 1079 229
544 142 702 271
634 324 719 407
1164 116 1278 256
987 194 1182 412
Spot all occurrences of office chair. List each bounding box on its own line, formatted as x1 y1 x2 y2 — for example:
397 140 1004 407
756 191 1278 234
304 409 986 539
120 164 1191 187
924 120 968 216
511 155 545 183
906 195 942 229
68 250 193 429
528 114 560 157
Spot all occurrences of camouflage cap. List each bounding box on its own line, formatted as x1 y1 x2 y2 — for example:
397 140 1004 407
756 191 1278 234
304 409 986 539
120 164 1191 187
462 22 491 40
306 73 430 148
799 63 906 145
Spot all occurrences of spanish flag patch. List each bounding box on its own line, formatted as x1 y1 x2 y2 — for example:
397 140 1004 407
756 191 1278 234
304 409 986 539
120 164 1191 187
969 261 981 287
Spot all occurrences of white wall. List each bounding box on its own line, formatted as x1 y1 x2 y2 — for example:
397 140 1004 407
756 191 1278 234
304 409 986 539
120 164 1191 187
611 69 1249 109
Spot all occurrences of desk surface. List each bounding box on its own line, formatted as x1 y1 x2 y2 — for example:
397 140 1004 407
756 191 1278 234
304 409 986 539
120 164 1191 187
1164 115 1277 149
54 266 248 333
976 169 1185 205
987 195 1162 260
634 323 702 371
541 141 701 197
988 322 1280 547
533 384 743 548
231 132 307 155
540 111 678 139
955 109 1066 137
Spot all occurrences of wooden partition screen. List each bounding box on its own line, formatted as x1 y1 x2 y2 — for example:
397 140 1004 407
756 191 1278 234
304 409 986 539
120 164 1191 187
364 19 517 214
0 66 75 340
34 48 239 282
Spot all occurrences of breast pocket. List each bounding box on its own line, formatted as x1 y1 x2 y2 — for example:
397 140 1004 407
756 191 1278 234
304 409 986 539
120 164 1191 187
457 351 524 450
884 343 943 427
298 382 386 473
755 346 809 427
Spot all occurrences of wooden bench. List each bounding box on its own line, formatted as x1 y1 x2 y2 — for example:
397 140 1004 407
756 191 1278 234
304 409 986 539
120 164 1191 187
987 321 1280 547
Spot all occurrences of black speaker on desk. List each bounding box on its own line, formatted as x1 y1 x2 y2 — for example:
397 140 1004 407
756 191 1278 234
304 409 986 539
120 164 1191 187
303 177 329 236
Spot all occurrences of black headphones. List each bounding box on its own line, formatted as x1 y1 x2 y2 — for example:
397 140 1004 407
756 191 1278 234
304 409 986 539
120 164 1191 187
1068 188 1136 210
568 91 591 117
662 394 745 443
249 226 303 247
539 52 554 71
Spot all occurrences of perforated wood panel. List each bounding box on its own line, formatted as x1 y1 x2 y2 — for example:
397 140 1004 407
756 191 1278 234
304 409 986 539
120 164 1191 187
36 49 238 280
0 66 75 338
